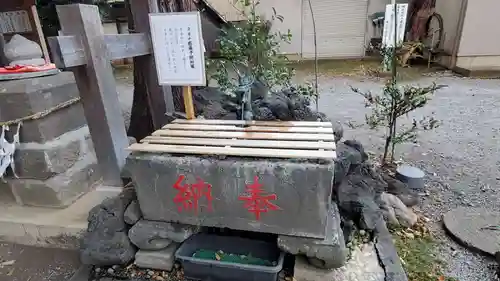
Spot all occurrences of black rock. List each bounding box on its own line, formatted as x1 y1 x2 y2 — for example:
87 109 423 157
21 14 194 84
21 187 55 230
124 200 142 225
336 164 384 231
344 140 368 162
261 92 293 121
80 188 137 266
382 174 420 207
333 142 365 187
252 105 276 121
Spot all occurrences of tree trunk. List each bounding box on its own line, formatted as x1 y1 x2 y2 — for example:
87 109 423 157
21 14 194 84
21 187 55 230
125 0 154 141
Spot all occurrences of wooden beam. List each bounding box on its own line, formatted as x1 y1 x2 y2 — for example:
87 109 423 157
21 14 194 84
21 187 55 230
56 4 129 187
47 33 152 68
30 5 51 64
130 0 171 129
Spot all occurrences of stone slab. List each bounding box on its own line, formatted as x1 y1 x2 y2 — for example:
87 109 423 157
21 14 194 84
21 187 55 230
374 220 408 281
0 69 61 81
443 207 500 256
278 204 347 269
8 152 100 208
126 154 334 239
0 185 121 248
0 71 87 143
14 126 93 179
134 243 180 271
294 244 385 281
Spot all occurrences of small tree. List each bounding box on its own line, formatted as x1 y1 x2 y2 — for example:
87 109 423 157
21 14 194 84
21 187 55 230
207 0 293 94
352 80 446 165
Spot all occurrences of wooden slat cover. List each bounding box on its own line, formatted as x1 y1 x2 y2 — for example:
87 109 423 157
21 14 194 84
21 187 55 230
142 136 335 150
129 119 336 160
163 123 333 134
152 129 334 141
172 119 333 127
128 143 336 159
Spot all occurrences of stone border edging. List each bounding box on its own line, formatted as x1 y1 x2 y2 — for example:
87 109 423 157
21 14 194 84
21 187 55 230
374 220 408 281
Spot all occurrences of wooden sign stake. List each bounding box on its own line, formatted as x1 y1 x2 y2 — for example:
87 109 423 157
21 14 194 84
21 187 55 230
183 85 195 119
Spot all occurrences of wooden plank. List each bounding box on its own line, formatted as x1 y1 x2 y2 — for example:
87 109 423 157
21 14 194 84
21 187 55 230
30 5 51 63
130 0 168 129
182 86 195 119
56 4 129 186
142 136 336 150
47 33 152 68
163 123 333 134
128 143 336 159
152 129 335 141
172 119 333 127
106 33 152 60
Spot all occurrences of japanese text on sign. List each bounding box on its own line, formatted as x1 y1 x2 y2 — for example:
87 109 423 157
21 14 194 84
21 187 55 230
149 12 206 86
382 4 408 47
0 11 32 34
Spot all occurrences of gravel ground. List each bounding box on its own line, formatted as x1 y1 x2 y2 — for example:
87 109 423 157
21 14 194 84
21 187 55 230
311 72 500 281
0 242 80 281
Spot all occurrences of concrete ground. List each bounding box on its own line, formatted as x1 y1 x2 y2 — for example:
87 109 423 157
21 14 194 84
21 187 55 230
0 242 80 281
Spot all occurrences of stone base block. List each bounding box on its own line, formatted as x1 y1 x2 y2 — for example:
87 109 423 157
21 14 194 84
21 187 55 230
278 204 347 269
14 126 93 179
129 220 196 250
293 244 385 281
8 152 100 208
135 243 180 271
126 154 334 238
0 71 86 143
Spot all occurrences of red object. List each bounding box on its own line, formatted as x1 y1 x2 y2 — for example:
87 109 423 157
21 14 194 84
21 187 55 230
238 176 281 220
173 174 213 214
0 63 56 74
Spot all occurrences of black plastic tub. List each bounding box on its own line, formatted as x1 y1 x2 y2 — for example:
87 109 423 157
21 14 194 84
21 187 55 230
175 233 285 281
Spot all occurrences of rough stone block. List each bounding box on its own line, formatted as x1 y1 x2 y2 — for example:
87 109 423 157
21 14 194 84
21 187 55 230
0 71 87 143
14 126 93 179
128 220 196 250
124 200 142 225
294 244 385 281
126 154 334 238
8 153 100 208
134 243 180 271
278 204 347 269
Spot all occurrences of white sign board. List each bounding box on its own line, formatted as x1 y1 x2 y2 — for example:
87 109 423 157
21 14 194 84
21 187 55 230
382 4 408 47
0 10 32 34
149 12 206 86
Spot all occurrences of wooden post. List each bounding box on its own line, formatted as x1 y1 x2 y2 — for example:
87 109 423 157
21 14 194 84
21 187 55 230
182 86 195 119
129 0 175 123
30 5 51 63
55 4 129 187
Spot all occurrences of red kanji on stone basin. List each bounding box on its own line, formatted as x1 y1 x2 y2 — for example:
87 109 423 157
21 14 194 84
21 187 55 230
238 176 281 220
173 174 213 214
128 153 335 239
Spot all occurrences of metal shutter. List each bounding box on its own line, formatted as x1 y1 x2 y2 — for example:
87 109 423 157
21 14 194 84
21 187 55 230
302 0 369 58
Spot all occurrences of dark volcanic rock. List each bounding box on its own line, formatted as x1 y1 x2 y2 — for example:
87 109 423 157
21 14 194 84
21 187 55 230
124 200 142 225
382 174 419 207
336 163 385 231
334 141 366 187
80 188 137 266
